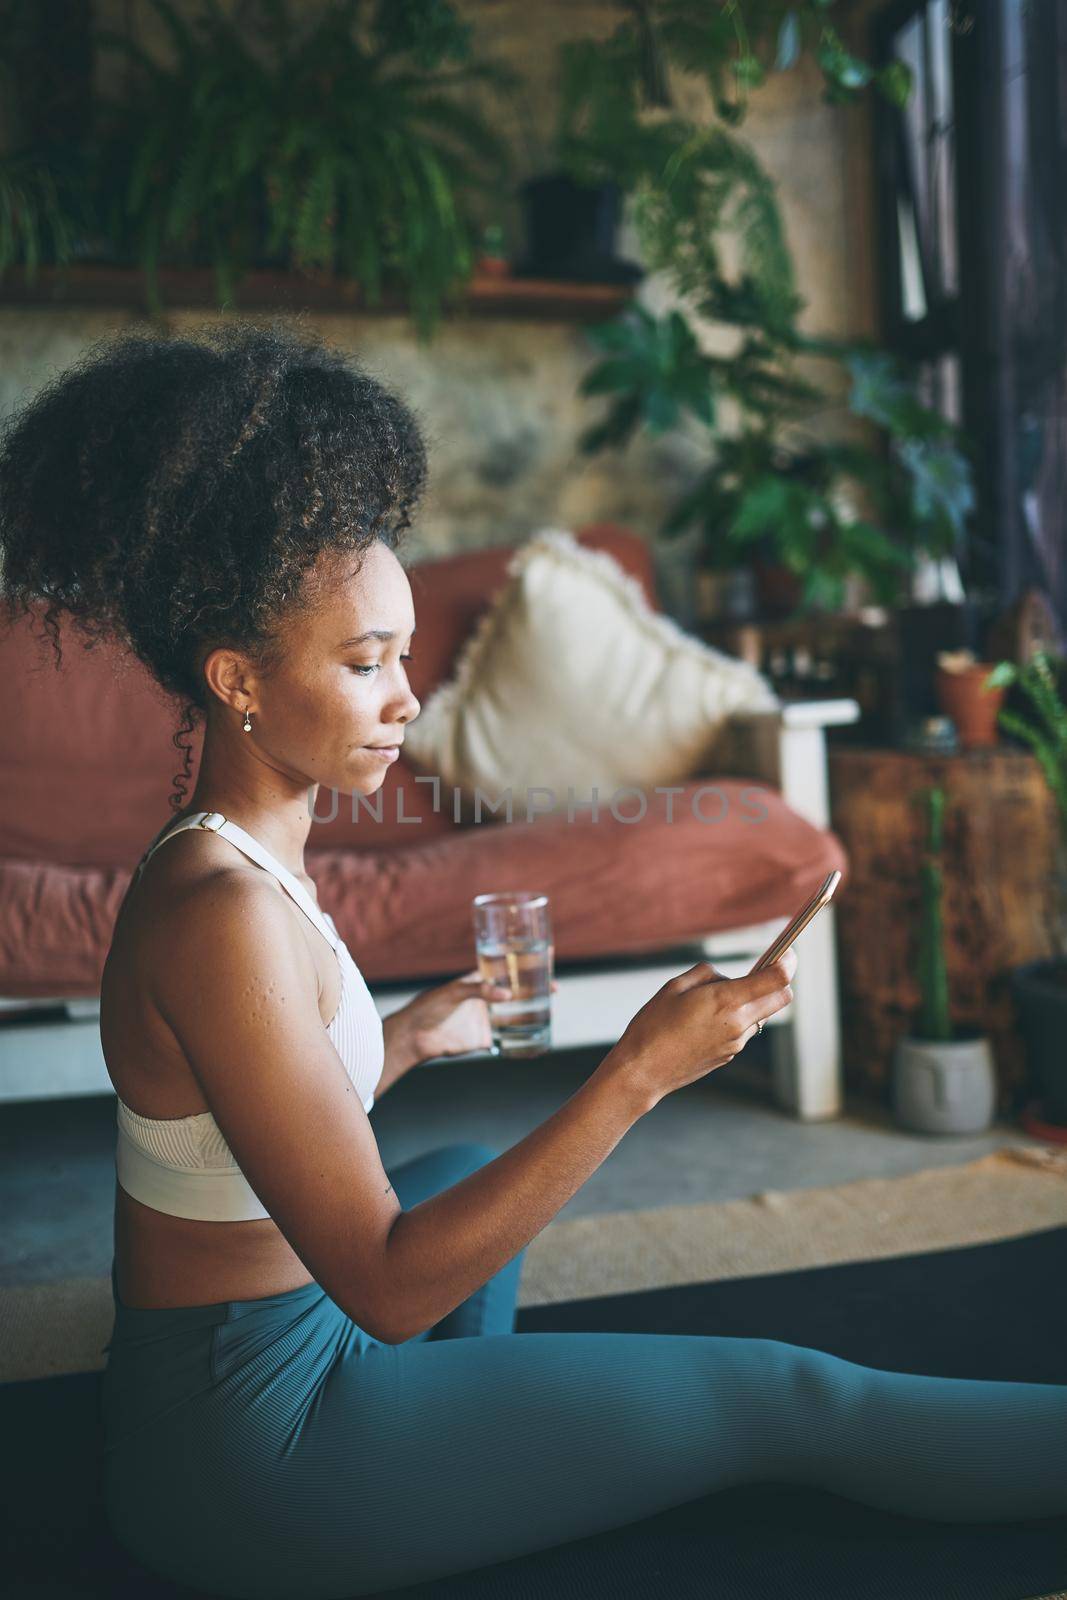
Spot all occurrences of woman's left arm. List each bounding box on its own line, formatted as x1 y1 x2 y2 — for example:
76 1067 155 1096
376 1009 424 1098
374 970 556 1098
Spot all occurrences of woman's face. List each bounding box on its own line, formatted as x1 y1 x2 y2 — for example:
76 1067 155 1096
222 540 421 800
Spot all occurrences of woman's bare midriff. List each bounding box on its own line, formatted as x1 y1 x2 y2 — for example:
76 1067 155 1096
102 824 339 1311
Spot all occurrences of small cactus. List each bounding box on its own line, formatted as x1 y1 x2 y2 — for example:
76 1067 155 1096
916 784 952 1042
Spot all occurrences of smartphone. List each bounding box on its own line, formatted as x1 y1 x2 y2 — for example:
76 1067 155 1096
748 870 842 974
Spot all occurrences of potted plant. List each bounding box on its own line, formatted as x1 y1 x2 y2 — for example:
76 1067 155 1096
550 5 973 619
513 171 644 284
575 309 974 616
986 649 1067 1132
91 0 518 338
475 221 511 279
935 648 1007 750
891 785 997 1135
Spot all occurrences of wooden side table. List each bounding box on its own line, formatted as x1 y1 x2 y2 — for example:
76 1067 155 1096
828 745 1062 1114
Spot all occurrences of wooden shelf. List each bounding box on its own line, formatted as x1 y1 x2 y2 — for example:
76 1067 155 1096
697 613 903 743
0 264 635 321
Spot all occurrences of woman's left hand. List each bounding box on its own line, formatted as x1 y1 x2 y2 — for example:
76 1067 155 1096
404 970 559 1062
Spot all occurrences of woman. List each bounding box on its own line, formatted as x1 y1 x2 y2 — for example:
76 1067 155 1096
1 321 1063 1600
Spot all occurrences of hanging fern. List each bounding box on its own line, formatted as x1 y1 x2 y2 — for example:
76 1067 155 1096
0 152 86 282
93 0 518 337
633 123 798 331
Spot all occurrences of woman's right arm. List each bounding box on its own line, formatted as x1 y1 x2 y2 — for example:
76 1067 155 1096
380 1060 651 1340
379 951 796 1342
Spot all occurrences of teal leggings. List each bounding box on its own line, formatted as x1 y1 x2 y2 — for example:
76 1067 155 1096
101 1141 1067 1600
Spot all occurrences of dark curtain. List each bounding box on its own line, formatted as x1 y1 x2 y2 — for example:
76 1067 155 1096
994 0 1067 636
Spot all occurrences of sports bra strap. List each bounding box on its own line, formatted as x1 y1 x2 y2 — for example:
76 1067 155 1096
136 811 340 952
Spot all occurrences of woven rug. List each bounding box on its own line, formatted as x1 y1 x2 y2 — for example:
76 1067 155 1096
4 1145 1067 1600
2 1142 1065 1383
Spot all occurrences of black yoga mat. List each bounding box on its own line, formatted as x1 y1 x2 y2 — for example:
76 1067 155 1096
3 1225 1066 1600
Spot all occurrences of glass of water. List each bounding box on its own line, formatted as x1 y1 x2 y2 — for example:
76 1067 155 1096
472 891 554 1058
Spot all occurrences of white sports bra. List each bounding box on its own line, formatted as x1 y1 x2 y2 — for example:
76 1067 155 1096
114 810 384 1223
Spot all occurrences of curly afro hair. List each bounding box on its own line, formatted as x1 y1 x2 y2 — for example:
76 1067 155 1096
0 316 429 810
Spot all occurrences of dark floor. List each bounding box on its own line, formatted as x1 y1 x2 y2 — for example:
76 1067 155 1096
0 1037 1047 1288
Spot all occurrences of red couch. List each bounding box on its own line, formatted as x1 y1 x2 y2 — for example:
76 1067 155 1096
0 523 851 1116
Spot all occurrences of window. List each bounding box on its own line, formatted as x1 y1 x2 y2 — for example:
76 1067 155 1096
874 2 962 366
873 0 1067 634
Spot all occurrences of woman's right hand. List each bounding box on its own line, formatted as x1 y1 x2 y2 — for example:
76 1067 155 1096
601 948 798 1111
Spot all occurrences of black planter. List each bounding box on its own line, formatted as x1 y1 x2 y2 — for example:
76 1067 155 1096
1011 958 1067 1123
514 172 644 284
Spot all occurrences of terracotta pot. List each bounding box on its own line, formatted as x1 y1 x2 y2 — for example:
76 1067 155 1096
934 663 1005 749
475 256 512 279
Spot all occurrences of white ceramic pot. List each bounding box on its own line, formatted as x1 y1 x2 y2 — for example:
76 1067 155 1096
891 1032 997 1135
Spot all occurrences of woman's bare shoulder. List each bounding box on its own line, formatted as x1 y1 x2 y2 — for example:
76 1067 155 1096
115 839 298 1008
147 864 319 1030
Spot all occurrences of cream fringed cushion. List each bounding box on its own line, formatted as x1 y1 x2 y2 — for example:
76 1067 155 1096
402 527 780 816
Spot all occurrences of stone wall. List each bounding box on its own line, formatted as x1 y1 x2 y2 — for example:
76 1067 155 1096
1 2 881 617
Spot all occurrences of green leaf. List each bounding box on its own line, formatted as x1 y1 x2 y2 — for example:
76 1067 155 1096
643 387 680 432
985 661 1018 690
729 475 794 542
731 54 765 89
293 153 337 269
577 395 643 454
579 357 644 398
878 60 913 109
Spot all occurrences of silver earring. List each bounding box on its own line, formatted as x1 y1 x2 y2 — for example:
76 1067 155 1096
242 707 252 733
